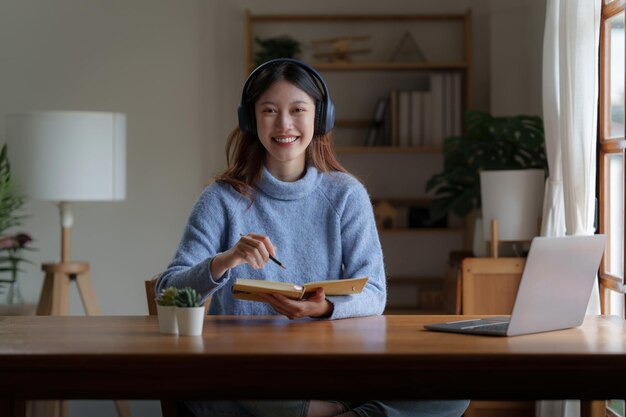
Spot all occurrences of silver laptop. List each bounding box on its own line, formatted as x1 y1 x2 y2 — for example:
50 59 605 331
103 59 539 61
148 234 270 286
425 234 607 337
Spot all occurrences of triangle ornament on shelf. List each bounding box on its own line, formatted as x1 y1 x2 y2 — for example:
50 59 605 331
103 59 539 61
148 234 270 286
390 31 427 63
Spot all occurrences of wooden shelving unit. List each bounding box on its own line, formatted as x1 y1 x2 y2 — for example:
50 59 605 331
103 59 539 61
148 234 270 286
245 10 472 314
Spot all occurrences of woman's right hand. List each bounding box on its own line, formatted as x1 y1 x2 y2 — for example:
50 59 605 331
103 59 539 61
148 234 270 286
211 233 277 279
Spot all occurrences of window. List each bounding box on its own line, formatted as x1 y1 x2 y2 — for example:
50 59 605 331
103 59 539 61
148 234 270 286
599 0 626 317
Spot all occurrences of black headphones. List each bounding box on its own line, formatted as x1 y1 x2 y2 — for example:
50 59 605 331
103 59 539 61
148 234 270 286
237 58 335 136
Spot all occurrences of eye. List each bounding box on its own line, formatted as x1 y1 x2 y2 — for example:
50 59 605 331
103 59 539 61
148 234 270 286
293 107 307 113
261 107 277 114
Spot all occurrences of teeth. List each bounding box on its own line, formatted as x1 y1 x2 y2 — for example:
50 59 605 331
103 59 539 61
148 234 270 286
274 136 298 144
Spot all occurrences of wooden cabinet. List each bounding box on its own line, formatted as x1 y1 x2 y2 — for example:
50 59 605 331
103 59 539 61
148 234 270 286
245 11 472 313
456 256 535 417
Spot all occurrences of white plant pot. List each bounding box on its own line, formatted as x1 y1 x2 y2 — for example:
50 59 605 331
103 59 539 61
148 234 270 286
156 305 178 335
480 169 545 242
176 307 205 336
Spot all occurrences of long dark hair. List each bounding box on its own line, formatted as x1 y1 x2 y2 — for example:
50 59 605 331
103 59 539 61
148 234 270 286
215 61 347 200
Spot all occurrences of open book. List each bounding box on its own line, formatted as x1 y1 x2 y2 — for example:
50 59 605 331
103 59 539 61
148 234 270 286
232 277 368 302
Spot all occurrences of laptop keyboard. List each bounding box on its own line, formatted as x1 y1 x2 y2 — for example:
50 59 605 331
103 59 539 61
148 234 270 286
465 322 510 334
432 317 511 335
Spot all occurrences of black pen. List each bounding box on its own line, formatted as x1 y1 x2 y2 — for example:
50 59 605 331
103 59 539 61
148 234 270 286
239 233 286 269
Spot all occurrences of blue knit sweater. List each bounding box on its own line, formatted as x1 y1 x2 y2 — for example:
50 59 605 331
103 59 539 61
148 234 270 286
158 165 386 320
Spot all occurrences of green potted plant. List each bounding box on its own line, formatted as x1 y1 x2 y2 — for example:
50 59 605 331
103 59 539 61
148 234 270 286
156 287 179 334
426 110 548 254
175 287 204 336
254 35 302 66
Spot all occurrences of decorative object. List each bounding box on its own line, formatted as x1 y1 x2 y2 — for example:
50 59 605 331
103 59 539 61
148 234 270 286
175 287 204 336
6 111 126 316
156 287 179 335
373 200 398 229
0 233 33 305
390 31 426 63
312 35 371 63
425 110 547 222
408 207 448 229
254 35 302 66
480 169 545 257
0 143 35 304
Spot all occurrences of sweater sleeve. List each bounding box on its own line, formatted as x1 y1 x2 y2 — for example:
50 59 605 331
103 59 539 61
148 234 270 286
156 188 232 302
327 183 387 319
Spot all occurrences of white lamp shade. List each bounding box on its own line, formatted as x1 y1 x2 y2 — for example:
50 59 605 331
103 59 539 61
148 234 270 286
5 111 126 201
480 169 545 241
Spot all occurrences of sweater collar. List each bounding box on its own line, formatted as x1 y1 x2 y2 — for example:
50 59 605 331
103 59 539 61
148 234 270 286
256 165 321 200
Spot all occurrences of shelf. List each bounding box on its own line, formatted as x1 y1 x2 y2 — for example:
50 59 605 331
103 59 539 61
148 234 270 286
378 228 463 235
336 145 442 154
372 197 431 207
313 62 469 71
249 13 468 23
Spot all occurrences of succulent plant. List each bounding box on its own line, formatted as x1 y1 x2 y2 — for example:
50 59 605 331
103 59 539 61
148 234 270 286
156 287 179 307
175 287 202 308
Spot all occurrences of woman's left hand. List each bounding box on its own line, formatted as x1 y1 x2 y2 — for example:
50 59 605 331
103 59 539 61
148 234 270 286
259 288 333 320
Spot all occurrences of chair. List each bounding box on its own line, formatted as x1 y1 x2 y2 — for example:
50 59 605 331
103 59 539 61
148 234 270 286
145 274 210 417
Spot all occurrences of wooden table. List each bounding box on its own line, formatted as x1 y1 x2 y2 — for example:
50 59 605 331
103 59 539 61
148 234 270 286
0 315 624 411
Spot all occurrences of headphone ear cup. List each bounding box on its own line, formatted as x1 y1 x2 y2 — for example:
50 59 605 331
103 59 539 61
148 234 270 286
324 99 335 134
237 104 255 136
315 98 335 135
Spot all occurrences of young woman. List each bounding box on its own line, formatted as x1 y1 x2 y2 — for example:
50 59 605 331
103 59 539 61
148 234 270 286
158 58 468 417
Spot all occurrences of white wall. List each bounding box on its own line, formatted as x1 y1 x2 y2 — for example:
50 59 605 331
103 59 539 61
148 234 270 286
0 0 207 317
0 1 544 416
489 0 546 116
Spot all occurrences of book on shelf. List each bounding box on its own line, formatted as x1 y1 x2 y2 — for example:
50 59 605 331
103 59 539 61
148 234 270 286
232 276 369 302
430 72 462 145
430 73 444 146
410 90 423 146
381 71 462 148
390 90 399 146
366 98 388 146
452 72 462 136
398 91 411 146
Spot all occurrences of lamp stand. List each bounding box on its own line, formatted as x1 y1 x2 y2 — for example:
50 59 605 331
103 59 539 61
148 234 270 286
34 202 132 417
36 202 101 316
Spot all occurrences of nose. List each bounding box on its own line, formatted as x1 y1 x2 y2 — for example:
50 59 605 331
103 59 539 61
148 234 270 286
275 111 293 130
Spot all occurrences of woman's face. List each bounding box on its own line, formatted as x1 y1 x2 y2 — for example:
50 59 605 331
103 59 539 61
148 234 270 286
254 80 316 176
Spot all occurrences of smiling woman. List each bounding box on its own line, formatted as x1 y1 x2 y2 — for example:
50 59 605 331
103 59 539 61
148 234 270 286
155 58 468 417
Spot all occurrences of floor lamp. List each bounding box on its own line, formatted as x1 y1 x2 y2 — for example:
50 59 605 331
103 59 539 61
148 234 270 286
6 111 131 417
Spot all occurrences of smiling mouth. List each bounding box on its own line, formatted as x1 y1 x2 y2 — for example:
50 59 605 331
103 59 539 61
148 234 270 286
273 136 298 144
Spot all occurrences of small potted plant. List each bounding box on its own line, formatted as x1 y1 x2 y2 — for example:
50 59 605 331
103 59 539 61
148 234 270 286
156 287 179 335
175 287 204 336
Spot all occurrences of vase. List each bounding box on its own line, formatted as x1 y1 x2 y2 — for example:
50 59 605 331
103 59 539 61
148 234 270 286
6 279 23 306
176 306 205 336
156 305 178 335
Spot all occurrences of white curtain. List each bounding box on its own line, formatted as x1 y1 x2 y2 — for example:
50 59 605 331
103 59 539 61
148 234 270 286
538 0 601 416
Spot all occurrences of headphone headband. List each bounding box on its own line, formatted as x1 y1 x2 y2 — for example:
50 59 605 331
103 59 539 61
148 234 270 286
237 58 335 136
